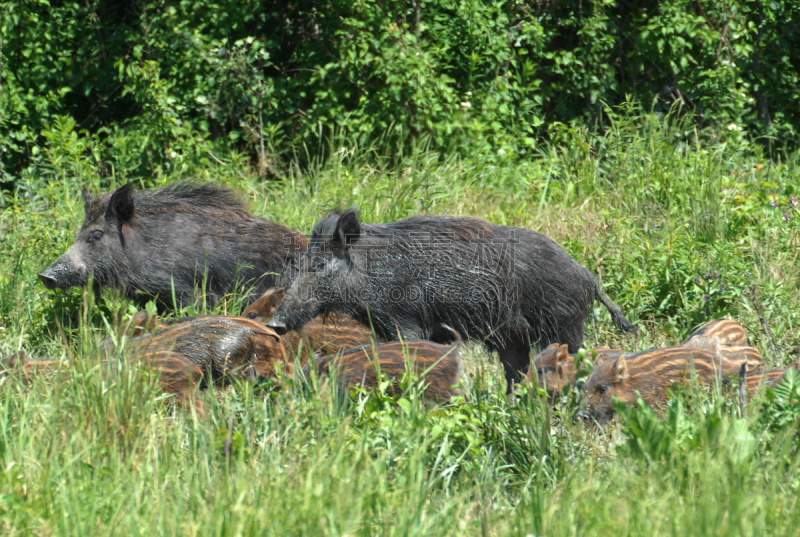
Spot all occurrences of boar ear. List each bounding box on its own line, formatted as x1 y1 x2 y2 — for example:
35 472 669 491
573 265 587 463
333 208 361 248
81 188 94 206
107 183 135 223
612 356 629 380
556 344 570 364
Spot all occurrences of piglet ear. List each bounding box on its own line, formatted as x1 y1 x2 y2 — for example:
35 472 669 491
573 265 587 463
259 287 285 313
267 287 285 305
333 207 361 248
106 183 135 223
556 344 570 364
612 356 629 380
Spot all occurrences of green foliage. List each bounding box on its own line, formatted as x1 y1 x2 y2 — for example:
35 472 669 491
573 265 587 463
757 368 800 449
614 394 756 469
4 88 800 532
3 0 800 183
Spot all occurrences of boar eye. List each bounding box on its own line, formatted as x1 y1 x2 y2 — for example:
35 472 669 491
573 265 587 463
314 260 326 273
246 312 257 320
88 230 104 243
596 385 609 395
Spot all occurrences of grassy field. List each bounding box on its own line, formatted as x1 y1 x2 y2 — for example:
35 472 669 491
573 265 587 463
1 111 800 535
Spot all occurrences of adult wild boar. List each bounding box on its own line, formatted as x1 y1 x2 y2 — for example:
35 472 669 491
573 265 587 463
267 209 637 391
39 182 308 308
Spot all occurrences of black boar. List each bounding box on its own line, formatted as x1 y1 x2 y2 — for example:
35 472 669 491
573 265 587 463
39 182 308 308
267 209 636 391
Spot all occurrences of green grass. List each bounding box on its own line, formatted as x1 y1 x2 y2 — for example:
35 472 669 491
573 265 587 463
2 111 800 535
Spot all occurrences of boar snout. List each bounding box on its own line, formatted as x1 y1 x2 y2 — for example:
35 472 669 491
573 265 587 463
38 272 58 290
266 319 288 335
39 248 89 290
39 261 80 290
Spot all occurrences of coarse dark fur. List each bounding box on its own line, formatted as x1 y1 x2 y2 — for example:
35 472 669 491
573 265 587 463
582 344 764 424
305 328 463 403
267 208 636 391
39 182 308 308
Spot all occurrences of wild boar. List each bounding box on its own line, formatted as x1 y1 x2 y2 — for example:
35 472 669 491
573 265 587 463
241 287 286 323
582 344 764 423
132 305 370 374
39 182 308 308
682 318 750 347
524 343 626 400
744 363 799 398
1 349 204 413
125 310 292 373
241 287 376 358
305 329 463 403
267 209 637 392
125 317 260 384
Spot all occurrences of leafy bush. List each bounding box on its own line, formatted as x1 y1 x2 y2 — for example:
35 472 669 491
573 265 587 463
3 0 800 184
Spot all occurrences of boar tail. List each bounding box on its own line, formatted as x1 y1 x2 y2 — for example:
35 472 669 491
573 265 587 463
440 324 463 350
594 284 639 335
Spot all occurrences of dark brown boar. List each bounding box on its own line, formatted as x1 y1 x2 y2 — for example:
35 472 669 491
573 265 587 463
524 343 626 399
124 312 287 379
267 209 637 393
744 367 788 398
1 349 205 413
39 182 308 309
683 318 750 347
582 345 765 423
306 332 463 403
125 318 260 384
745 363 800 397
241 287 376 358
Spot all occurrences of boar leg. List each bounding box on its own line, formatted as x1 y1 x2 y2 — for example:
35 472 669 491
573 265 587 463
496 341 531 393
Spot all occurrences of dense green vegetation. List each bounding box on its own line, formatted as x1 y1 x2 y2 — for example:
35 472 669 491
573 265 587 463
2 0 800 183
3 0 800 534
1 110 800 534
